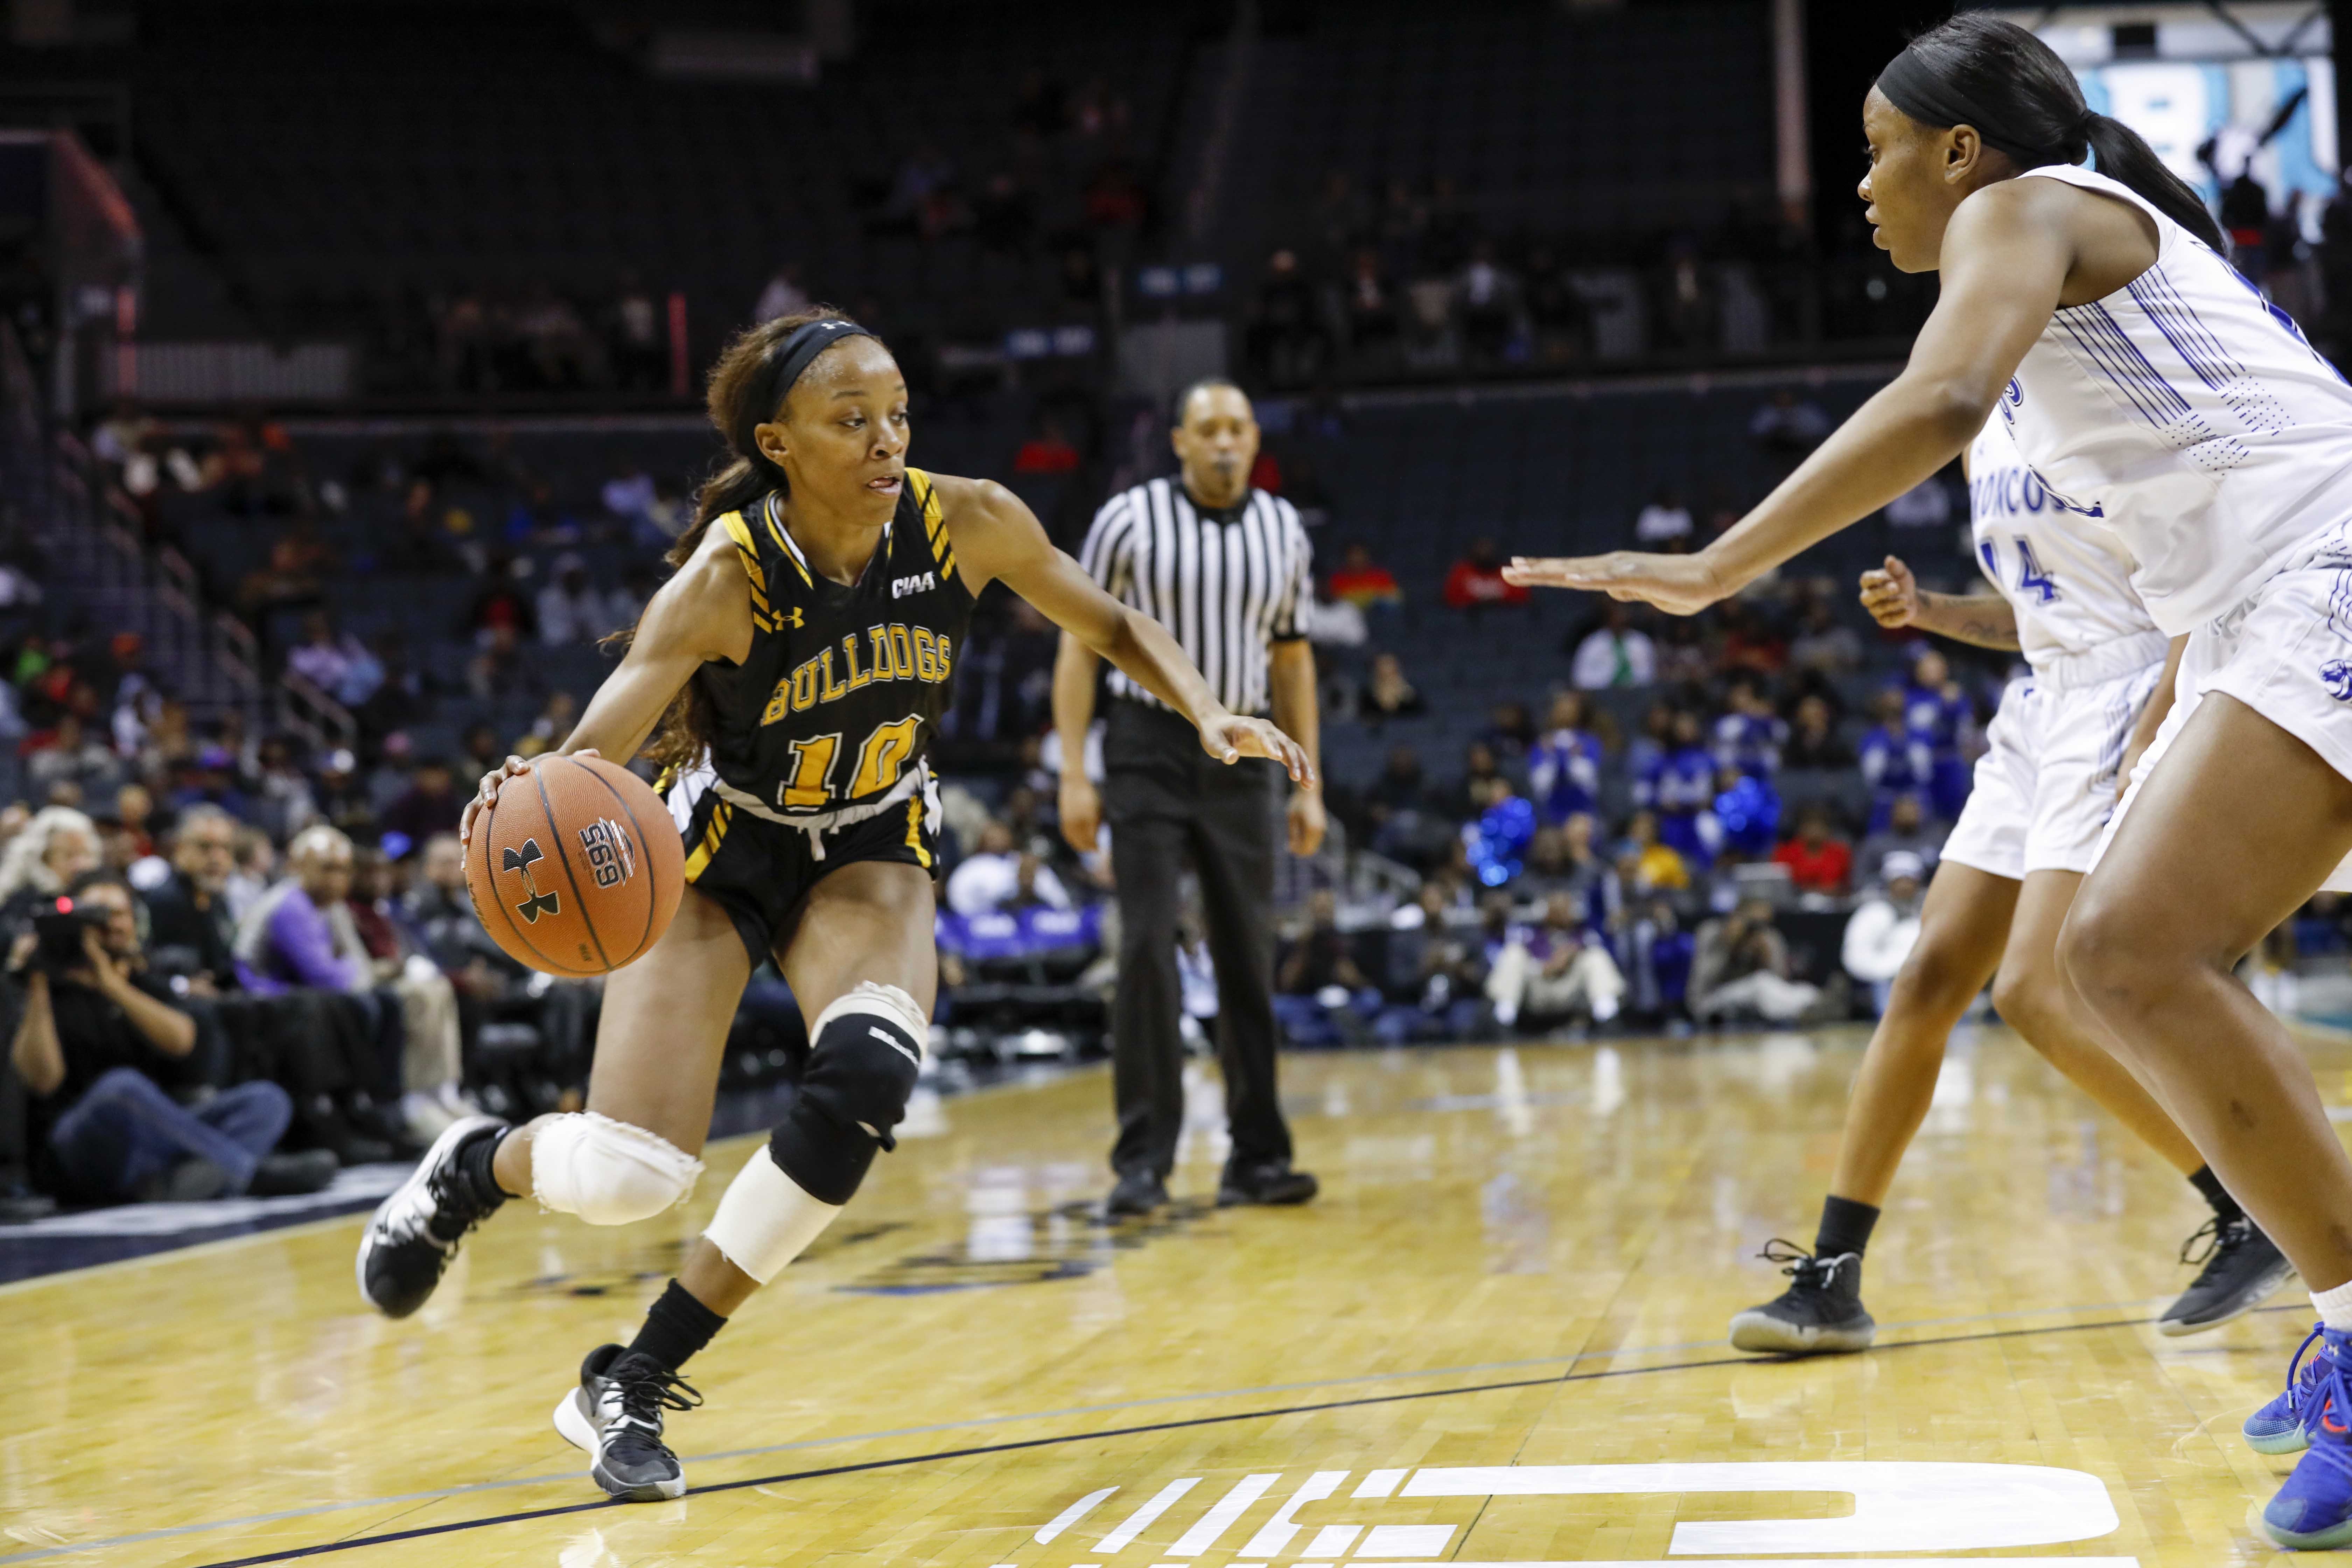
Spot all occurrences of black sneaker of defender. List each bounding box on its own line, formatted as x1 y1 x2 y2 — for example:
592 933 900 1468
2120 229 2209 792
553 1344 701 1502
1728 1240 1876 1354
354 1115 506 1318
2159 1214 2296 1336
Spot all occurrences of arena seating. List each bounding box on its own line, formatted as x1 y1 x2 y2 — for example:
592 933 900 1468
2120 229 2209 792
1229 0 1773 254
105 1 1194 356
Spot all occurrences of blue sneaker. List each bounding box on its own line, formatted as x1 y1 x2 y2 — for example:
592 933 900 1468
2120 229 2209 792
2257 1327 2352 1548
2249 1324 2333 1456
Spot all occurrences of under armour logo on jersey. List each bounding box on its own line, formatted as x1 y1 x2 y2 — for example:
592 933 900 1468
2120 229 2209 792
501 839 562 922
786 607 804 629
2324 660 2352 701
892 572 935 600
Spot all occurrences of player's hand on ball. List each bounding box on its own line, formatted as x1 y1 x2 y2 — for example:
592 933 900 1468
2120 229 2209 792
1200 714 1316 785
1858 555 1921 629
1502 551 1727 616
460 747 602 846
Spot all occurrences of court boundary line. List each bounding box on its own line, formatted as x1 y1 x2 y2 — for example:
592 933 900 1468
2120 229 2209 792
0 1295 2298 1566
63 1304 2292 1568
0 1065 1098 1297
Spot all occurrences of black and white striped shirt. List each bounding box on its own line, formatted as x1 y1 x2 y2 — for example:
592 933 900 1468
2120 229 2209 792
1077 477 1313 715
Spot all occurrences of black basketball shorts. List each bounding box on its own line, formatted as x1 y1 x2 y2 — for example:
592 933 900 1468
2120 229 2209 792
670 772 942 968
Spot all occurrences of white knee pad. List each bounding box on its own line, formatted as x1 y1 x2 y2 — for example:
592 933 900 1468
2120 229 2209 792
702 1145 842 1284
810 981 930 1064
531 1111 703 1226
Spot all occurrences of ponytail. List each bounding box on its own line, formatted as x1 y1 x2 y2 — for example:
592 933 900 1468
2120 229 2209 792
1881 15 2228 255
2082 112 2227 253
607 306 868 777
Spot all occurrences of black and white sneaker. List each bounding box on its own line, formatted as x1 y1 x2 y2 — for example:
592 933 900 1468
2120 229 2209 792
553 1344 701 1502
2158 1214 2295 1336
354 1115 506 1318
1729 1240 1876 1354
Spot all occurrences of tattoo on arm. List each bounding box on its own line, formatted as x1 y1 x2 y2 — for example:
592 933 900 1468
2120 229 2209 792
1918 590 2022 651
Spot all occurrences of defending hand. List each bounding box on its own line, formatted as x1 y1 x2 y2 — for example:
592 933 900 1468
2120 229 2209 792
1500 551 1727 616
1858 555 1921 629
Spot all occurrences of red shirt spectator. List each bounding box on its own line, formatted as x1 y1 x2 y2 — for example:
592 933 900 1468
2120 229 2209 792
1012 422 1081 475
1772 808 1854 894
1442 537 1528 609
1328 541 1402 608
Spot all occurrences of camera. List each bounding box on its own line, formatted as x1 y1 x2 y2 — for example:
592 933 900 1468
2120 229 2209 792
26 897 108 975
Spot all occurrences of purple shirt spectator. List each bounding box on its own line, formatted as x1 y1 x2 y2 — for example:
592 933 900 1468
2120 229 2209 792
234 882 367 994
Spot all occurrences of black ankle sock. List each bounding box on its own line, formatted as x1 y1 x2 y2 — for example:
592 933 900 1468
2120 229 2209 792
629 1280 728 1373
1815 1195 1880 1260
455 1125 512 1212
2189 1164 2244 1224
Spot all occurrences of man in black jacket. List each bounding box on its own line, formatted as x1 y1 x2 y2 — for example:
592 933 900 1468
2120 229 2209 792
141 804 240 992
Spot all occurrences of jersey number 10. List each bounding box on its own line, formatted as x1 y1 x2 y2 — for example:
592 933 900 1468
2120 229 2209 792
781 716 923 810
1978 536 2060 604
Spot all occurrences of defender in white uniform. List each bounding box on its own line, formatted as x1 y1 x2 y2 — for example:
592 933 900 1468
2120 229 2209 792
1504 15 2352 1541
1726 411 2285 1360
1997 163 2352 892
1941 414 2169 881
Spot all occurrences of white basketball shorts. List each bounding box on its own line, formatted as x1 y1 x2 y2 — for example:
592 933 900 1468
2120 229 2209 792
2094 530 2352 892
1942 655 2166 883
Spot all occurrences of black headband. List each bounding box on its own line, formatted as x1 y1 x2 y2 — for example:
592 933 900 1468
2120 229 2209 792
738 317 878 477
1875 46 2084 169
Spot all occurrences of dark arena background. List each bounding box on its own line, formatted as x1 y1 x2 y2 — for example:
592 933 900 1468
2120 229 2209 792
5 1 2352 1564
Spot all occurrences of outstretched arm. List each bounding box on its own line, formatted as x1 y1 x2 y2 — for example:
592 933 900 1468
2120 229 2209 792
461 527 756 842
944 476 1314 784
1504 182 2074 613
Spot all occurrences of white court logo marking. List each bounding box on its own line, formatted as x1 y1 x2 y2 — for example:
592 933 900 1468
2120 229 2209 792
1008 1460 2132 1565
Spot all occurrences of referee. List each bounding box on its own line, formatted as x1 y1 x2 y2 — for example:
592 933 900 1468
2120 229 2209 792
1055 379 1324 1217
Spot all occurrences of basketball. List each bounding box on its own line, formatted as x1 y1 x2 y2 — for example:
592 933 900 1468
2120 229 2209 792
464 754 684 978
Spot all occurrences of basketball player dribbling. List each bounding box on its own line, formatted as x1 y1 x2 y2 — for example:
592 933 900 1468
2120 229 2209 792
1507 16 2352 1545
354 310 1311 1503
1730 411 2287 1358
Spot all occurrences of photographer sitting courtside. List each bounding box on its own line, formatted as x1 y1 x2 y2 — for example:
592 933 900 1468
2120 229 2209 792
12 872 334 1203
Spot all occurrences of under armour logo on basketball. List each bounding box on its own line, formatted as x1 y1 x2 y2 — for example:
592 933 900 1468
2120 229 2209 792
502 839 562 922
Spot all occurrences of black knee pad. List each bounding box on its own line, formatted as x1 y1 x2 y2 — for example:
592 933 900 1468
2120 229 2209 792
768 1004 923 1205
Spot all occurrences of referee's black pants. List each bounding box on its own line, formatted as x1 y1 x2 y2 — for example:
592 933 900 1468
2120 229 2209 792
1102 699 1293 1182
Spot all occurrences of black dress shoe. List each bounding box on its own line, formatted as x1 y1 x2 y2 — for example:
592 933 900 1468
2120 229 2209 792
1104 1169 1169 1217
133 1158 229 1204
1218 1161 1318 1207
250 1149 340 1197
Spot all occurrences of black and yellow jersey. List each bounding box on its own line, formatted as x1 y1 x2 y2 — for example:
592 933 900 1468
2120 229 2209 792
689 468 975 822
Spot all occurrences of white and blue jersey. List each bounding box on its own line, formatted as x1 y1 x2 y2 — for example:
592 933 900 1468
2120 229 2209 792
1711 710 1785 779
1967 412 2163 671
1528 724 1603 824
1858 720 1935 828
1634 744 1715 860
2002 163 2352 636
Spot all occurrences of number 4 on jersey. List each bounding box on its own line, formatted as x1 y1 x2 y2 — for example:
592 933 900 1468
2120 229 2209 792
2012 537 2059 603
1979 536 2060 604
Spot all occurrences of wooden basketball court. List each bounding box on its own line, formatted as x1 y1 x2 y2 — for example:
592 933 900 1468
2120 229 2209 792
3 1023 2338 1567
